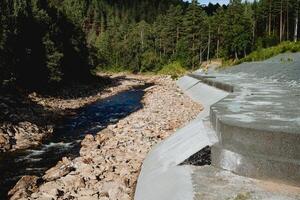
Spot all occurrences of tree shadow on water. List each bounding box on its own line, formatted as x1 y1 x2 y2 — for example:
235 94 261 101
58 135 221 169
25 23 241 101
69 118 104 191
0 76 152 200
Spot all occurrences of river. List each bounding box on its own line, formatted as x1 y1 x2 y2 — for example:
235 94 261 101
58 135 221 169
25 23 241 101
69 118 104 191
0 86 147 199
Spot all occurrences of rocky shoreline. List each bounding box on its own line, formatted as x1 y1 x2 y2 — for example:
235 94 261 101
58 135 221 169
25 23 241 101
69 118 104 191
8 75 202 200
0 74 146 152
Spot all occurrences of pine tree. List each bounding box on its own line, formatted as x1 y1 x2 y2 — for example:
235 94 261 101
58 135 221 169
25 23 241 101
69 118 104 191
223 0 253 59
182 0 208 69
162 5 183 56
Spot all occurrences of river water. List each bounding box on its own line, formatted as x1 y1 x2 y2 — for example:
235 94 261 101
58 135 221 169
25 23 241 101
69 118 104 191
0 86 146 199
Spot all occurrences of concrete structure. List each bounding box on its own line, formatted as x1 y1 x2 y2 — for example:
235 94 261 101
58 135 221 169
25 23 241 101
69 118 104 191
135 53 300 200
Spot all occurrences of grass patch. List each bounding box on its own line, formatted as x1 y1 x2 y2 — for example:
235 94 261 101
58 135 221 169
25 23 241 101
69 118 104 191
158 61 187 79
234 41 300 65
226 192 252 200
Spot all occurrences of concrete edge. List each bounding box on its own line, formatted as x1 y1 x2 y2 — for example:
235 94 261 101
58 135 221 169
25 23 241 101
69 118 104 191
134 75 228 200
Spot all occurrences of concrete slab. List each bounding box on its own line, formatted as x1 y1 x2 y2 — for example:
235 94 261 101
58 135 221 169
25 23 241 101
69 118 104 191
177 76 201 91
192 165 300 200
135 165 194 200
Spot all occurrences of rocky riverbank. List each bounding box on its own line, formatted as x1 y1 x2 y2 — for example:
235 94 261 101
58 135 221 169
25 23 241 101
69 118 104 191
8 75 202 200
0 74 145 152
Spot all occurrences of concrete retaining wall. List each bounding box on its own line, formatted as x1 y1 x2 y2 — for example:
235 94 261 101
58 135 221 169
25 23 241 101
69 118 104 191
134 76 228 200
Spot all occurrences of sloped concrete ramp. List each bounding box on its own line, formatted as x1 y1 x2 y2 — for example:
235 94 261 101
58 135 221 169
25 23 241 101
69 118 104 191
134 76 228 200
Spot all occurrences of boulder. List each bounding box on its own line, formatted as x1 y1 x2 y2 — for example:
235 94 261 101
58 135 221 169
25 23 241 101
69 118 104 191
8 175 40 200
60 174 85 191
95 129 114 145
38 181 63 199
0 132 11 151
43 157 75 181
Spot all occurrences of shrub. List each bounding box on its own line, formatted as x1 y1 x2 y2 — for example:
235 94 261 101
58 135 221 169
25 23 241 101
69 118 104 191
234 41 300 65
141 51 161 72
158 61 186 79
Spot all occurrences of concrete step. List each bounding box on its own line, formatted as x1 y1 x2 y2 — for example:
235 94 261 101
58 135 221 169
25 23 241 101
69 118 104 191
189 68 300 187
210 115 300 160
212 144 300 187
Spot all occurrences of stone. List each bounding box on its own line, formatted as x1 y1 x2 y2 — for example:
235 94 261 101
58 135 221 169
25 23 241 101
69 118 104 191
43 157 75 181
8 176 40 200
78 196 99 200
81 135 95 148
95 129 114 145
60 174 85 190
99 197 109 200
0 132 11 151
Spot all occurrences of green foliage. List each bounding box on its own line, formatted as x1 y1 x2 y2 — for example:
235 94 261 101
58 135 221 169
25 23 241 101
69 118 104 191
235 41 300 64
2 0 300 90
0 0 93 90
158 61 186 79
255 35 279 49
43 33 64 83
182 0 208 69
222 0 253 59
141 51 161 72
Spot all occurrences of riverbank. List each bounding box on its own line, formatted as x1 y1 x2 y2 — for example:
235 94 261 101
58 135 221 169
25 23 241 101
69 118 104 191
0 74 146 152
8 75 202 200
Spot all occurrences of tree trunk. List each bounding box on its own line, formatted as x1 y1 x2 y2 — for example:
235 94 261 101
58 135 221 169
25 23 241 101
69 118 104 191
286 0 289 40
252 17 256 45
294 0 299 42
217 26 220 59
283 20 286 40
235 50 238 60
280 0 283 42
199 47 202 65
269 0 272 36
192 33 195 70
140 30 144 49
207 26 211 62
159 38 162 59
176 26 179 45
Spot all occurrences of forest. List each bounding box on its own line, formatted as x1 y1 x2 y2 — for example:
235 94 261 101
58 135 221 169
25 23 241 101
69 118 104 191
1 0 300 89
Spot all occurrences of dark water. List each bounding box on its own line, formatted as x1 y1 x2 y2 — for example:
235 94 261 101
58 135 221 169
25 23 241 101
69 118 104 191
0 86 146 199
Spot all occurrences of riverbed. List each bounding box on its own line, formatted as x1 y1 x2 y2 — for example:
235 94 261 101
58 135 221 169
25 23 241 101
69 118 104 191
0 86 147 199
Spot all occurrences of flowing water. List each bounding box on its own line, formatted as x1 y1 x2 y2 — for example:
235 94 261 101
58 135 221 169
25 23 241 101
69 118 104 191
0 86 147 199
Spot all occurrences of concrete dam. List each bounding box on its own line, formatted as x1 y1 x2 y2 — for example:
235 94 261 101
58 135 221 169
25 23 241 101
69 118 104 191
135 53 300 200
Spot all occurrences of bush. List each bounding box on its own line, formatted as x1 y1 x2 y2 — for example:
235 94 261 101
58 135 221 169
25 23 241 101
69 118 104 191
158 61 186 79
255 35 279 50
141 51 161 72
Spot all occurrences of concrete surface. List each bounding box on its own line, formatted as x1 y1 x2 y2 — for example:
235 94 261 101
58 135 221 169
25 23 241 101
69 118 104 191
193 166 300 200
135 53 300 200
134 76 228 200
191 53 300 186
